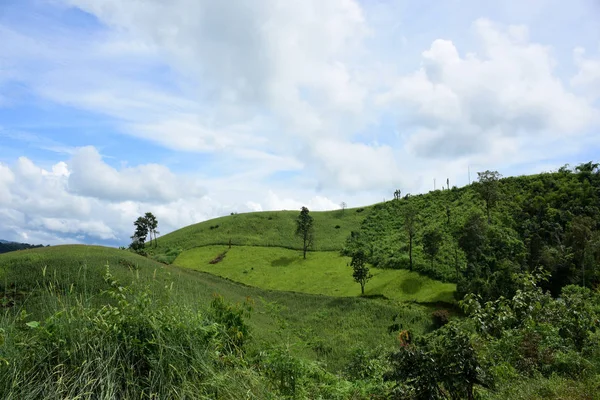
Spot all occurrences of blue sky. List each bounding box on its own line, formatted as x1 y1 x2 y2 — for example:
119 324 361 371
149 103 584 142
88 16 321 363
0 0 599 246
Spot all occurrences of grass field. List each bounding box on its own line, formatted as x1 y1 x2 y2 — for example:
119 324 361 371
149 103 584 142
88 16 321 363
174 245 455 303
151 207 370 255
0 245 439 372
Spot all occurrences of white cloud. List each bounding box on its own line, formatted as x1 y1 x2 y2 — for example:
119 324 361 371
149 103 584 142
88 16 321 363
263 190 340 211
1 1 600 245
0 149 345 245
310 140 402 191
380 18 596 158
68 146 206 202
571 46 600 100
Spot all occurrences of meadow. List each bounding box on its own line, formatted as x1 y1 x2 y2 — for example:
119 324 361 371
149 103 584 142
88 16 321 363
150 207 369 256
0 245 437 376
174 245 455 303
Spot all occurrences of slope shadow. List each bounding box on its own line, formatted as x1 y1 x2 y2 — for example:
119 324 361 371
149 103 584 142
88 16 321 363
400 278 423 294
271 257 296 267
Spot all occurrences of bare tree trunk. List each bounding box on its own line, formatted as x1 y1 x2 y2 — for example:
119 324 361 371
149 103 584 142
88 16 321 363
303 234 307 259
409 234 413 271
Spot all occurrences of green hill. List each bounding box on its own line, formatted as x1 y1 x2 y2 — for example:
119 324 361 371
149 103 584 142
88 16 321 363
175 245 454 303
146 205 456 303
343 165 600 301
0 245 434 371
152 207 369 256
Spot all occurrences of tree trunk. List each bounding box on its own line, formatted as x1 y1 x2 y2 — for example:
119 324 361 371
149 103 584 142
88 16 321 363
409 234 413 271
361 283 365 295
303 235 307 259
455 247 459 281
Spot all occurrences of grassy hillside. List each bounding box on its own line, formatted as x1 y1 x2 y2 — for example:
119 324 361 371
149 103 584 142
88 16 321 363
151 207 370 257
175 245 454 303
148 205 457 303
0 245 435 372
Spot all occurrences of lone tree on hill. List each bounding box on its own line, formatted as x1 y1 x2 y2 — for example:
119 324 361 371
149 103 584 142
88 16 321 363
145 212 159 248
476 170 501 224
296 206 314 259
394 189 402 200
129 213 160 251
351 250 373 295
423 229 443 269
403 203 419 271
130 216 149 251
340 201 347 215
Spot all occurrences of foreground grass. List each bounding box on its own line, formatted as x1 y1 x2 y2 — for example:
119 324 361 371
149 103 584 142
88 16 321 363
152 207 370 257
174 245 456 303
0 245 435 372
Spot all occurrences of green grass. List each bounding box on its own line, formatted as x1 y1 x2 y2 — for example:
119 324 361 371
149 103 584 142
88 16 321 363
0 245 437 372
151 207 370 254
174 245 456 303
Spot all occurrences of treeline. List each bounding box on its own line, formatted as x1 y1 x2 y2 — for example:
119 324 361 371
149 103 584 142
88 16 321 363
0 241 46 254
344 162 600 301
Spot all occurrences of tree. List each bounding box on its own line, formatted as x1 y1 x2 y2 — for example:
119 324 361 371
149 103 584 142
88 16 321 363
340 201 347 215
403 203 419 271
575 161 599 183
476 170 502 223
129 213 160 251
296 206 314 259
393 189 402 200
566 216 594 287
423 229 443 269
144 212 159 248
351 250 373 295
130 216 149 251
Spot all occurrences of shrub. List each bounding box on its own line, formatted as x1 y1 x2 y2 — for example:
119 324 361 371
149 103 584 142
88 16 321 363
431 309 450 329
0 268 265 399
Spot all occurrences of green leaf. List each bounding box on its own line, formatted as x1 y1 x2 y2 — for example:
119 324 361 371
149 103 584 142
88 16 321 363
25 321 40 329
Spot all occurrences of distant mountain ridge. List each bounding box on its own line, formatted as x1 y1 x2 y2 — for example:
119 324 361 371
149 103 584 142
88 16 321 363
0 240 46 254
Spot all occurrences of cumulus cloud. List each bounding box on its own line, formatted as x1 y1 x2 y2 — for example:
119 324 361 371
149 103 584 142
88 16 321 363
68 146 206 202
1 1 599 245
310 140 402 191
0 149 343 245
380 19 595 158
571 46 600 100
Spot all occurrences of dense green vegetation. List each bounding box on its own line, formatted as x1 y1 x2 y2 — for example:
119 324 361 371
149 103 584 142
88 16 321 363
344 164 600 301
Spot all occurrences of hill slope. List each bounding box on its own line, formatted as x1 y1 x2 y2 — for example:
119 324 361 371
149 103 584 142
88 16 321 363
0 245 435 372
343 165 600 300
151 207 370 257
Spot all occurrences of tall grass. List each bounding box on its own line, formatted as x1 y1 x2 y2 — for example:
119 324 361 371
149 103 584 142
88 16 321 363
0 266 269 399
0 246 439 374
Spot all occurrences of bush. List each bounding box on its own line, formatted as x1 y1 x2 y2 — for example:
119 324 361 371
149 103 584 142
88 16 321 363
431 309 450 329
0 268 265 399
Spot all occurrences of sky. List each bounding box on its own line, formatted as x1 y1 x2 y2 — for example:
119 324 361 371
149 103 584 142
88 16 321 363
0 0 599 247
